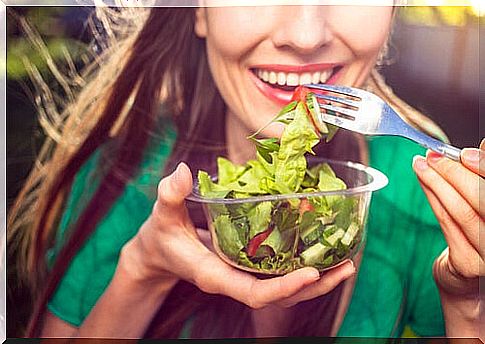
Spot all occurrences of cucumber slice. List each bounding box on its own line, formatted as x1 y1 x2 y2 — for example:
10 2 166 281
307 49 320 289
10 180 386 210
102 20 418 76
326 228 345 246
341 222 360 246
300 242 330 265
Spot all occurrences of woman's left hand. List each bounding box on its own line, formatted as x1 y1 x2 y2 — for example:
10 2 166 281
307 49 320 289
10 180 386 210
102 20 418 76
412 139 484 334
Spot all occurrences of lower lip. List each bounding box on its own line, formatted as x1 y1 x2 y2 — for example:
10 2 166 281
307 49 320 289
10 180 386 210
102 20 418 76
249 68 343 106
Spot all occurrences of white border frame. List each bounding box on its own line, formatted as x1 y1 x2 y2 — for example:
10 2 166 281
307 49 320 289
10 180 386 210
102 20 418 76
0 1 482 343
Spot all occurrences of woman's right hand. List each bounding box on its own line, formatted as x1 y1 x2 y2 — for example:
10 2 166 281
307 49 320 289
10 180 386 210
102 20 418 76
121 162 356 309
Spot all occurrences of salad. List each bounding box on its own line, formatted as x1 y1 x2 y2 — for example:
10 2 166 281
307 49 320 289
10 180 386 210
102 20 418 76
197 87 361 274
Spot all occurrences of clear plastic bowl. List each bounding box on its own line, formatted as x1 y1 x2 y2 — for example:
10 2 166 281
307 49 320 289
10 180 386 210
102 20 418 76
187 158 388 275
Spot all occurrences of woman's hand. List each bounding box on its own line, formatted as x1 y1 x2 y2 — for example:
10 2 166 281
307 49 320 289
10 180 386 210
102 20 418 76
121 162 356 310
412 140 484 336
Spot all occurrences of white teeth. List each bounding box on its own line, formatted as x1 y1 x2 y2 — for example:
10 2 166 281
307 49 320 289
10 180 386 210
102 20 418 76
286 73 299 86
299 73 312 85
262 70 269 82
269 71 277 84
320 70 331 83
277 72 286 85
312 72 321 84
255 68 335 86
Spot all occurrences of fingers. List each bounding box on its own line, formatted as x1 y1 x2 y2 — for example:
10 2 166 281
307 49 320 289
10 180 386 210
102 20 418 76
157 162 193 207
413 155 482 254
461 148 483 177
424 150 483 217
247 267 321 308
276 260 356 308
153 162 193 225
418 182 483 271
193 253 320 309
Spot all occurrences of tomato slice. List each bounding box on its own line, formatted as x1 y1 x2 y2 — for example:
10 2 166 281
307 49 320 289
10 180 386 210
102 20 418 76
247 228 273 257
299 199 315 216
291 86 311 102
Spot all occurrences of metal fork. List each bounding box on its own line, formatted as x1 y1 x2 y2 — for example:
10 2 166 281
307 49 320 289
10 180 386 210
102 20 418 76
304 84 462 161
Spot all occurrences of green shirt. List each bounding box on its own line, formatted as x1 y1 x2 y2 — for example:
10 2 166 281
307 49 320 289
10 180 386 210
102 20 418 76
47 126 446 338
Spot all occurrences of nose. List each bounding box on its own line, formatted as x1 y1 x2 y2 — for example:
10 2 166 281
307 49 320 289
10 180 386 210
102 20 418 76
271 6 333 55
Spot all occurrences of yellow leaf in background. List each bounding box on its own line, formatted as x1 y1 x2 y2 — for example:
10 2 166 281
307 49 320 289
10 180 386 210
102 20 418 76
399 5 484 27
437 6 468 26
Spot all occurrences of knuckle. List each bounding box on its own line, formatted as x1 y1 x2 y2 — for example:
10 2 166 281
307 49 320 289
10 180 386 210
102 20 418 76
448 250 477 279
460 206 479 228
436 159 455 177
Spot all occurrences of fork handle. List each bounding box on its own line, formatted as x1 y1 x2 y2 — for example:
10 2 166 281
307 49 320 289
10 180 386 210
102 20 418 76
435 144 462 161
403 126 462 161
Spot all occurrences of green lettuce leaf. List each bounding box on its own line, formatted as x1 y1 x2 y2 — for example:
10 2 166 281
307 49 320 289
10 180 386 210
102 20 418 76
217 157 246 186
248 201 273 238
250 137 280 164
214 215 244 259
274 102 320 193
198 171 231 198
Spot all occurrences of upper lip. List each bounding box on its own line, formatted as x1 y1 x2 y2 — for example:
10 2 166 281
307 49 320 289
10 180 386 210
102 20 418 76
251 63 339 73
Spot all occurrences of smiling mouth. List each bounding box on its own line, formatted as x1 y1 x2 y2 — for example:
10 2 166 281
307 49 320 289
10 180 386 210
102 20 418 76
250 66 342 92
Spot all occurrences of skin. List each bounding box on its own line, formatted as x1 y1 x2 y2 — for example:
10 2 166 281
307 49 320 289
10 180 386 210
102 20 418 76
41 5 481 339
194 5 393 163
413 143 484 337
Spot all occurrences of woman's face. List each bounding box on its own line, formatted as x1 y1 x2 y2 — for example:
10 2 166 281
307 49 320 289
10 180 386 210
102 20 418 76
195 5 394 137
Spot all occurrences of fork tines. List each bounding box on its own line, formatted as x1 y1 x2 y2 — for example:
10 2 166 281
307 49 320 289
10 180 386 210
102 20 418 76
313 93 360 109
304 84 362 98
317 102 356 120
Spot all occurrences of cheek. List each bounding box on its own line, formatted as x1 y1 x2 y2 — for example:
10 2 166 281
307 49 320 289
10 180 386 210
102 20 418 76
331 7 393 57
204 8 270 61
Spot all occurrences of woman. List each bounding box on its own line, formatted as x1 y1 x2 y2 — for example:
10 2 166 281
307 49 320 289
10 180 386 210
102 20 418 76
8 5 482 339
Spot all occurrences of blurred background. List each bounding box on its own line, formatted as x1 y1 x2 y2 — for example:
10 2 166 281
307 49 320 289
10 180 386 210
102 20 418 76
5 5 484 336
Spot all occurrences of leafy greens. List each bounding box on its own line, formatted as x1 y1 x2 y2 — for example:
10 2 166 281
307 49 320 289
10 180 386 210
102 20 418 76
198 89 361 274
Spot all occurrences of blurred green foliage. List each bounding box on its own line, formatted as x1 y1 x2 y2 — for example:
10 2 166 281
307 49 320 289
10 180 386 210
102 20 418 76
7 7 88 80
7 37 86 79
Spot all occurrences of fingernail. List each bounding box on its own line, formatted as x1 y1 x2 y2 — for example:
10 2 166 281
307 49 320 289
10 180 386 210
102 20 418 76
173 162 184 183
412 155 428 171
462 148 479 164
310 270 321 280
426 150 443 164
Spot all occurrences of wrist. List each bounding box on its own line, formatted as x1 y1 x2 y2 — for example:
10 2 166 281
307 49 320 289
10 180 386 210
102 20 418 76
438 287 480 337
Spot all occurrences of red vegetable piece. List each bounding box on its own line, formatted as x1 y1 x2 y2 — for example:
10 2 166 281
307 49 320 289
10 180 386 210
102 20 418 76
247 228 273 257
299 198 315 216
291 86 311 102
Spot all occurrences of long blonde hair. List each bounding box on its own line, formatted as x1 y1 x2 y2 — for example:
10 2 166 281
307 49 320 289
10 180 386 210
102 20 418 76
7 5 448 337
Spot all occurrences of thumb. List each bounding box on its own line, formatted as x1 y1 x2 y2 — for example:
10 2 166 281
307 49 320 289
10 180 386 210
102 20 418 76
157 162 193 208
